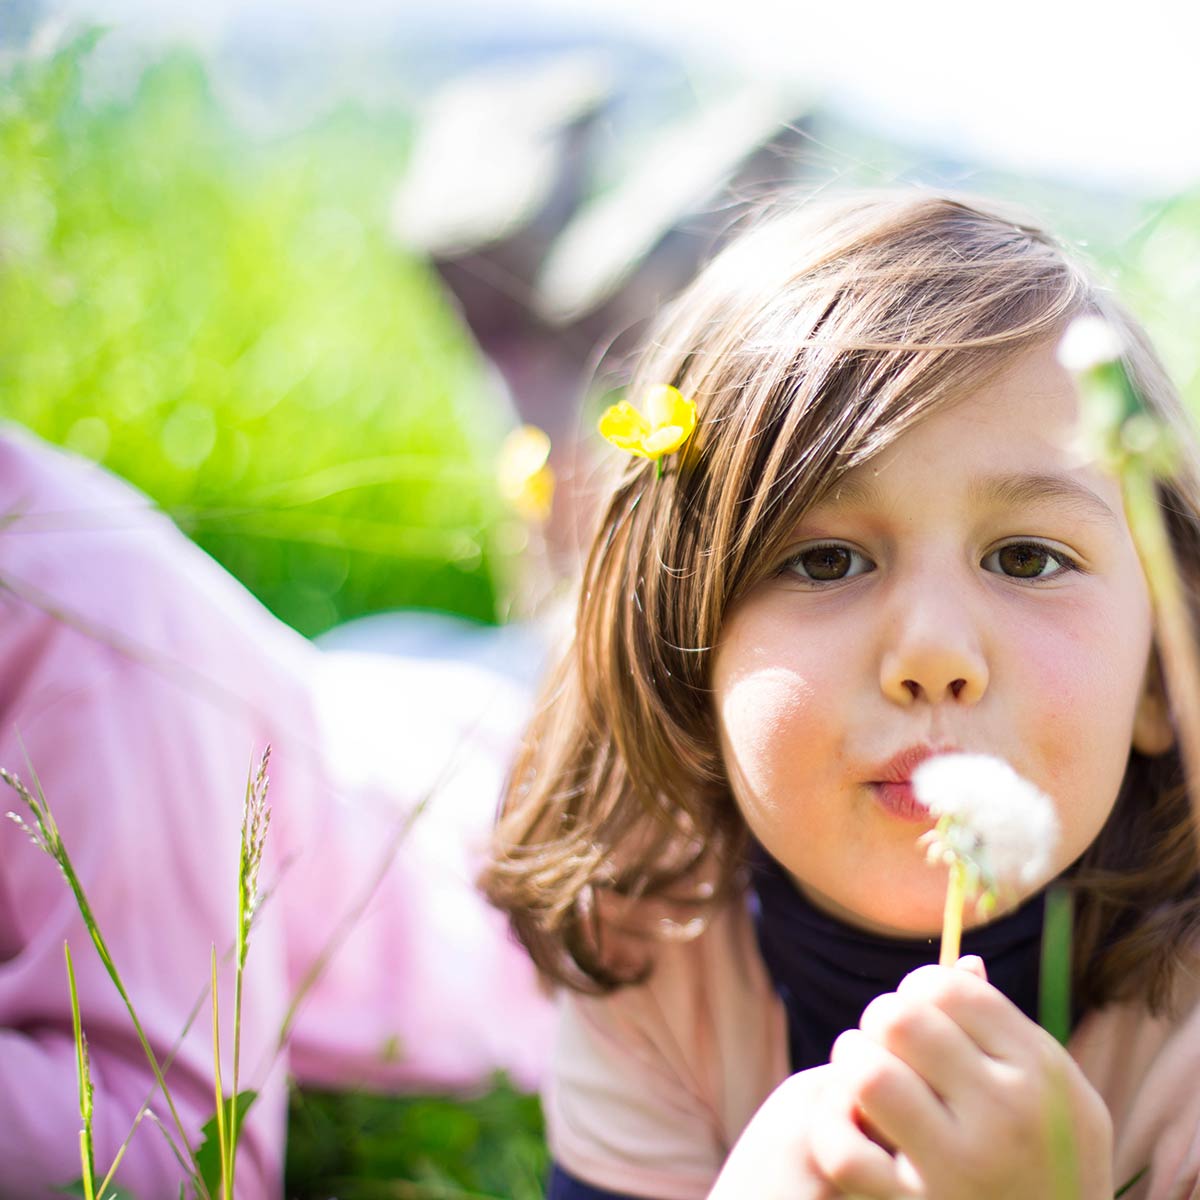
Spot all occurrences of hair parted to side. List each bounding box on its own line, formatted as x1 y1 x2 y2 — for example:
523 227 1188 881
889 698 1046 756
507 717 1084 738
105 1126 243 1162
481 187 1200 1011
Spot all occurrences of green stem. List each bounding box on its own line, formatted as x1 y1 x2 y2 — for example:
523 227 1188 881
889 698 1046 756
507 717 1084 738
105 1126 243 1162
65 942 95 1200
229 896 247 1194
1038 885 1074 1046
1046 1063 1080 1199
94 1136 131 1200
5 770 206 1195
64 859 204 1192
211 948 229 1199
1115 1166 1149 1197
229 754 266 1196
1122 463 1200 838
939 860 966 967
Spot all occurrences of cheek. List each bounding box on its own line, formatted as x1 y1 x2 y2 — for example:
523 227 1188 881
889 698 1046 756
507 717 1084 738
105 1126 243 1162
716 665 836 813
1010 606 1148 815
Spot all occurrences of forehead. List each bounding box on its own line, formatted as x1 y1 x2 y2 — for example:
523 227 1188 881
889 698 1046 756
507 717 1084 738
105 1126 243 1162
814 340 1121 520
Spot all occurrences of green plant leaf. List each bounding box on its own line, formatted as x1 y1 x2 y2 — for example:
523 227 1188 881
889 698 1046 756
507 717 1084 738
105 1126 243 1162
285 1075 547 1197
195 1090 258 1197
57 1183 137 1200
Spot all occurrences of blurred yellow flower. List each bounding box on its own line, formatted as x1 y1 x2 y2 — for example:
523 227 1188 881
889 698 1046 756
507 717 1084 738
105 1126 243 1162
598 385 696 475
497 424 555 522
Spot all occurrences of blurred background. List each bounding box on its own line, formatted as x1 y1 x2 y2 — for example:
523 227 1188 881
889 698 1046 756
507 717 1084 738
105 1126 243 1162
3 0 1199 1193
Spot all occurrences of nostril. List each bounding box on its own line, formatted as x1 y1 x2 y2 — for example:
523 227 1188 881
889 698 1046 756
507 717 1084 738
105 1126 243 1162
900 679 968 700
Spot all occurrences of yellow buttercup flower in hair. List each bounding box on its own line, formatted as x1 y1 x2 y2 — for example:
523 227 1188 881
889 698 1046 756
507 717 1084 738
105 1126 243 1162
598 385 697 478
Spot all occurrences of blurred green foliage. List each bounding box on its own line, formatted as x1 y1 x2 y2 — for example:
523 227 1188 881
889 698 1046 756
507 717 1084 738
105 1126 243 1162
1099 193 1200 410
286 1077 548 1200
0 30 513 636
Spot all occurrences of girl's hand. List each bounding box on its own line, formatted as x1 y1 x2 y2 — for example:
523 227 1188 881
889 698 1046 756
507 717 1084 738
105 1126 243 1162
813 957 1114 1199
708 1064 920 1199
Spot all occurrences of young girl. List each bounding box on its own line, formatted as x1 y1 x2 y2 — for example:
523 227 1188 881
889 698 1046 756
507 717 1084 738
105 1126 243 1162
483 190 1200 1199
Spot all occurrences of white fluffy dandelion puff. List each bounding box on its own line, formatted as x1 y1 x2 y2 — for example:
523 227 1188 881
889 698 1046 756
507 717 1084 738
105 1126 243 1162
1055 313 1124 372
915 753 1059 892
913 753 1059 965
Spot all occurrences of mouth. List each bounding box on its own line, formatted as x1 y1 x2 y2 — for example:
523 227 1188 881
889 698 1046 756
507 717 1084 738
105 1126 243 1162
866 743 960 822
868 780 933 823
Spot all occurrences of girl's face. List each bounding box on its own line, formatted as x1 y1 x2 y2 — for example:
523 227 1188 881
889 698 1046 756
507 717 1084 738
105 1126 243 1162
712 339 1168 936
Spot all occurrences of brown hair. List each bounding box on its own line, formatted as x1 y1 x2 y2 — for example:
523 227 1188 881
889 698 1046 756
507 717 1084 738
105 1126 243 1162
482 188 1200 1013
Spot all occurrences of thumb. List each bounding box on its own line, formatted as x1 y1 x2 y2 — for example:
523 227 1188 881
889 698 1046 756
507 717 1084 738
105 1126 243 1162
956 954 988 982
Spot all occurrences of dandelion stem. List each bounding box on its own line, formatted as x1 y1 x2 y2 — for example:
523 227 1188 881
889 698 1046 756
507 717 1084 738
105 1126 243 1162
939 859 967 967
1046 1063 1081 1200
1067 335 1200 851
1122 462 1200 840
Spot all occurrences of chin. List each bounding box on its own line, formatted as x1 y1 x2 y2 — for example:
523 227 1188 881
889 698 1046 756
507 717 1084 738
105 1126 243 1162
814 886 947 939
864 908 946 940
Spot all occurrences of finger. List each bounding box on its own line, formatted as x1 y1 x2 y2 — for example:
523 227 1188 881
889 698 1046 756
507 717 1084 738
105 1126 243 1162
858 990 987 1104
895 964 1039 1061
955 954 987 982
830 1028 952 1165
810 1098 921 1198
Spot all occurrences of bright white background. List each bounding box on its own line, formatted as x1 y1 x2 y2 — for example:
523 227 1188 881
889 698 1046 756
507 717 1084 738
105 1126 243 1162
54 0 1200 194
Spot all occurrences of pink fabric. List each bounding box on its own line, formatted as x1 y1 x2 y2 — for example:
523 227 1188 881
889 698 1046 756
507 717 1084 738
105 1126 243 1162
547 897 1200 1200
0 429 553 1198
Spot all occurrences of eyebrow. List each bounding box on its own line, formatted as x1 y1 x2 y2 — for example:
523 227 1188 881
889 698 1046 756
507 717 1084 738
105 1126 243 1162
821 470 1121 528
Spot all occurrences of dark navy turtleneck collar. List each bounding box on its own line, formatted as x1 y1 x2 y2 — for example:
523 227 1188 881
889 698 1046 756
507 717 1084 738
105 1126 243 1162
748 844 1049 1074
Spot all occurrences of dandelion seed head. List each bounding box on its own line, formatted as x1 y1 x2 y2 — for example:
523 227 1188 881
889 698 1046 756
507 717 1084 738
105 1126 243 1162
1056 314 1123 373
913 752 1059 892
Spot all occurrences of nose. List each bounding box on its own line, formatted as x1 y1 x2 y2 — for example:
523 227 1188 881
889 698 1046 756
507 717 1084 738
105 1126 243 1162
878 578 989 707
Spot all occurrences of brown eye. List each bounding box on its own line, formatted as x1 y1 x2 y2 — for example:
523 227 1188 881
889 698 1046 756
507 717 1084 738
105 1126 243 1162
802 546 852 579
983 541 1077 580
998 544 1049 577
785 543 873 583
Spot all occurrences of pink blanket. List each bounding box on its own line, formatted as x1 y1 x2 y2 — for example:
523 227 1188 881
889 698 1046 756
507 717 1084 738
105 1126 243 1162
0 429 551 1197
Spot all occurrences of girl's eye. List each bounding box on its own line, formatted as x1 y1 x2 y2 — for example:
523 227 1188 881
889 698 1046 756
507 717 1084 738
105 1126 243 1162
782 543 874 583
982 541 1079 581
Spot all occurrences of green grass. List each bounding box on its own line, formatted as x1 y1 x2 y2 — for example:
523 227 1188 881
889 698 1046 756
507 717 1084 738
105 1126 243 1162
0 29 515 637
0 31 547 1197
286 1080 548 1200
